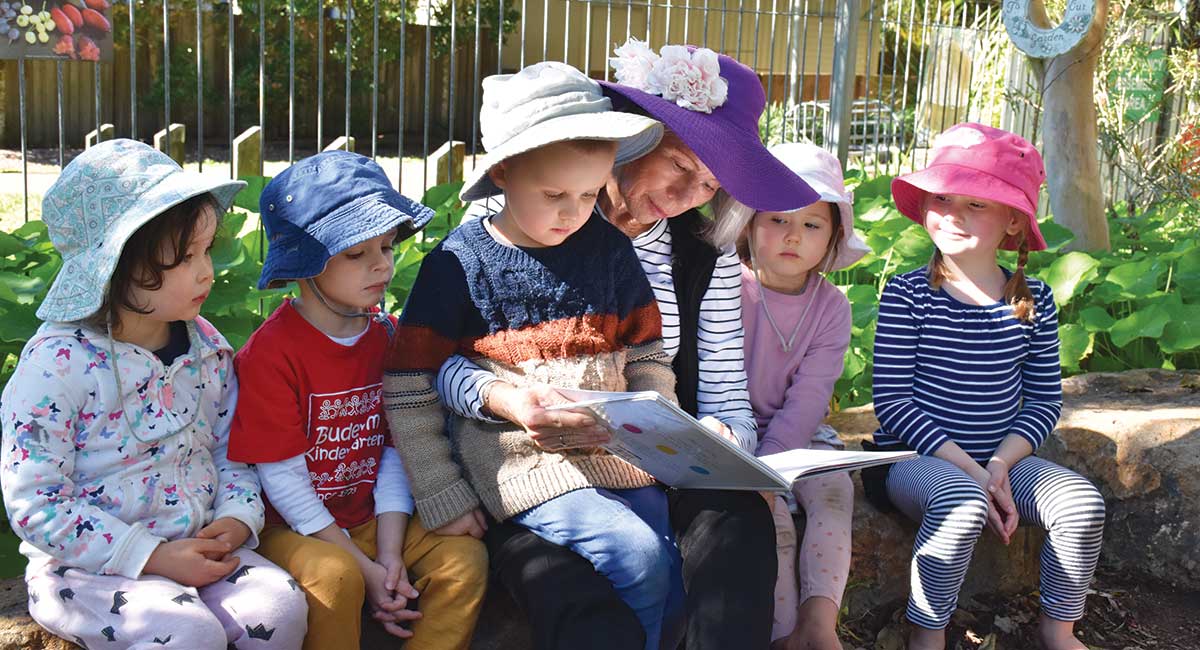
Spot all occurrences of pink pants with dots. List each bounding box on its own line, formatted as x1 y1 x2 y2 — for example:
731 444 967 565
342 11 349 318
770 444 854 642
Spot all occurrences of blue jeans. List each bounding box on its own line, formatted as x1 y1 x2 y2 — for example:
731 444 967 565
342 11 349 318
511 485 684 650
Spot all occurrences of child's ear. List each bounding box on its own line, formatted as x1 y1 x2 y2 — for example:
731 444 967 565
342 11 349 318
488 163 508 191
1006 209 1026 236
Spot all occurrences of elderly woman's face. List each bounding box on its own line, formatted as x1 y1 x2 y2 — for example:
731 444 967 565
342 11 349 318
614 131 720 225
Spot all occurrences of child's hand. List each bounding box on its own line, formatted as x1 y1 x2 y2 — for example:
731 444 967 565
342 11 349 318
700 416 739 445
431 508 488 539
360 556 422 639
196 517 252 557
985 458 1019 543
143 538 241 587
487 383 611 451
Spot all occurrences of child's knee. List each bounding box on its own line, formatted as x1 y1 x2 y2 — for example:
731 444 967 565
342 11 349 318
424 534 490 588
927 482 989 529
148 607 229 650
305 545 367 606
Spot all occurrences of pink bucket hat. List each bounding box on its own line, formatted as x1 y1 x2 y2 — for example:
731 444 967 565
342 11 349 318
891 123 1047 251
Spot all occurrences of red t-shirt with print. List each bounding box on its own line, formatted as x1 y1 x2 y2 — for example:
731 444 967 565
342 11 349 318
228 300 395 530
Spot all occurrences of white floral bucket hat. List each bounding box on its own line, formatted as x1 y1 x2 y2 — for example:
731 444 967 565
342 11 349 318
37 138 246 322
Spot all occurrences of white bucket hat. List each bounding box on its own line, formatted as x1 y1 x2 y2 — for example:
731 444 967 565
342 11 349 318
710 141 870 271
460 61 664 202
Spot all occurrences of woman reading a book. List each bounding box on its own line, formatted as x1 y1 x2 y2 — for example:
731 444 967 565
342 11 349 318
436 40 820 650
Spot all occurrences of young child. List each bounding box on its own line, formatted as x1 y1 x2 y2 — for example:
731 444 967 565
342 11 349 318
870 123 1106 650
1 139 308 650
709 142 869 650
226 150 488 650
382 61 682 650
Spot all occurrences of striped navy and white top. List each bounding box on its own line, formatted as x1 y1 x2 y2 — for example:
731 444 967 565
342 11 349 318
871 267 1062 462
437 209 759 453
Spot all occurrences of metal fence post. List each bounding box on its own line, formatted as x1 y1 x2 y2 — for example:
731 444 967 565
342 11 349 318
827 0 860 167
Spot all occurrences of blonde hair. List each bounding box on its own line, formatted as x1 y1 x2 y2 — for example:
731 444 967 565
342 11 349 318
926 206 1036 322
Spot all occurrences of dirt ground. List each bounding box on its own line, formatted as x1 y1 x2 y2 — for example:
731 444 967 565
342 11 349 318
840 569 1200 650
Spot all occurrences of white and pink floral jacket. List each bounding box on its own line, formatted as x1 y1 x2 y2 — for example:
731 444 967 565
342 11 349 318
1 317 263 579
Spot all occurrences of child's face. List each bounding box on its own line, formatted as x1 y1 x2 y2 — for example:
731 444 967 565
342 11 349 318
614 131 720 226
126 204 219 324
490 140 618 248
750 203 835 288
922 193 1022 258
312 228 399 310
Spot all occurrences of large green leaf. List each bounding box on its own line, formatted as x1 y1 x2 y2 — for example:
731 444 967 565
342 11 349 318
1076 306 1116 332
421 182 464 212
1108 302 1171 347
1161 302 1200 353
0 231 26 257
234 176 272 213
845 284 879 328
1037 220 1076 253
852 174 894 201
1106 258 1164 298
1041 251 1101 304
1058 323 1094 373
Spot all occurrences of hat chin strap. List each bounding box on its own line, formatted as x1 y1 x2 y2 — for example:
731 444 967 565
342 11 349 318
304 278 376 319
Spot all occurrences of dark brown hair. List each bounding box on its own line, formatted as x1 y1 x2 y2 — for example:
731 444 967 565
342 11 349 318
88 193 222 328
737 202 842 274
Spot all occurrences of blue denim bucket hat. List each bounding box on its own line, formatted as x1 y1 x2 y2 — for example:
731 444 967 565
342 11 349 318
258 151 434 289
37 138 246 322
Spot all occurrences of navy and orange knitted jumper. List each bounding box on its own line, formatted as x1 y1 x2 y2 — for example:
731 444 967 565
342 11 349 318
382 212 677 529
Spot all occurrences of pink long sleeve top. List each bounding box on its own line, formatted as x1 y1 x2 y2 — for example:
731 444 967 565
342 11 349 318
741 264 853 457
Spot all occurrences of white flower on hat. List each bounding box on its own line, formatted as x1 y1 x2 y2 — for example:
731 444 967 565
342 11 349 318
934 125 987 150
609 37 662 94
609 37 728 114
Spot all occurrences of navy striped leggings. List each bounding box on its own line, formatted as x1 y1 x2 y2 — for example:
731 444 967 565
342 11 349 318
886 455 1106 629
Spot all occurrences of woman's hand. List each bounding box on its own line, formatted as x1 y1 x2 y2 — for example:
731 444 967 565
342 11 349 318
485 383 612 451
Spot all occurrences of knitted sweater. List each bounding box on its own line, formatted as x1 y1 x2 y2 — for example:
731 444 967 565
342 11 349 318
382 213 676 529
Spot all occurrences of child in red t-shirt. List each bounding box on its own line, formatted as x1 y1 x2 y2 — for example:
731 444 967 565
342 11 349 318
228 151 488 650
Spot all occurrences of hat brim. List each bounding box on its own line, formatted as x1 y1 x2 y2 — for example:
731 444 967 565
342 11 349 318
600 81 819 213
258 192 434 289
37 172 246 322
460 112 664 202
891 164 1046 251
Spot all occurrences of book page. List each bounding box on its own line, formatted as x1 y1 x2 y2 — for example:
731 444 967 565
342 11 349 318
550 390 789 491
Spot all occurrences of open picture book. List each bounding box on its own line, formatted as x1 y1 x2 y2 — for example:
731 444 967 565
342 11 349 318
547 389 916 492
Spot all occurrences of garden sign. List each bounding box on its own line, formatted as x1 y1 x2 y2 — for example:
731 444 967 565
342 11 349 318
0 0 112 61
1002 0 1096 58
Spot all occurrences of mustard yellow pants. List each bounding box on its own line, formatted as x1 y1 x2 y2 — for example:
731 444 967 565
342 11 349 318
258 516 488 650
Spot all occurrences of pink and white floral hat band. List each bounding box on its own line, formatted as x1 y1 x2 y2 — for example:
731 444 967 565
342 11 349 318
609 38 729 114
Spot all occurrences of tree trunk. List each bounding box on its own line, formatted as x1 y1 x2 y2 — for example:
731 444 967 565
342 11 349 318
1027 0 1111 251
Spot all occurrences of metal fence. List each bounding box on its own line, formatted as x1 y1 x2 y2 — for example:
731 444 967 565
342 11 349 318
1 0 1190 224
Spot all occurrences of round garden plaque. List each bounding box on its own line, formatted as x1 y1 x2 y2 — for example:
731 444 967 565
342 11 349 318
1002 0 1096 58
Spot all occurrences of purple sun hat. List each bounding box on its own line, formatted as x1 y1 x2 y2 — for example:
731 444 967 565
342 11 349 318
600 38 818 212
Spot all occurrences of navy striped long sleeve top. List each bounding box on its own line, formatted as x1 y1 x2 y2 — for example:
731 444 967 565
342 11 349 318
871 267 1063 462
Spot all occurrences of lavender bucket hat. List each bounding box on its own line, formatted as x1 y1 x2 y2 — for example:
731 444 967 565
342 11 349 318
711 142 870 270
602 38 818 212
37 139 245 322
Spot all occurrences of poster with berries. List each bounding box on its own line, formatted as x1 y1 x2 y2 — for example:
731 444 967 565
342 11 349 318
0 0 111 61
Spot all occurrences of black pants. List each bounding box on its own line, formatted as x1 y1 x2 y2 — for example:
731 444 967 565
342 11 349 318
485 488 775 650
485 518 646 650
668 488 776 650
